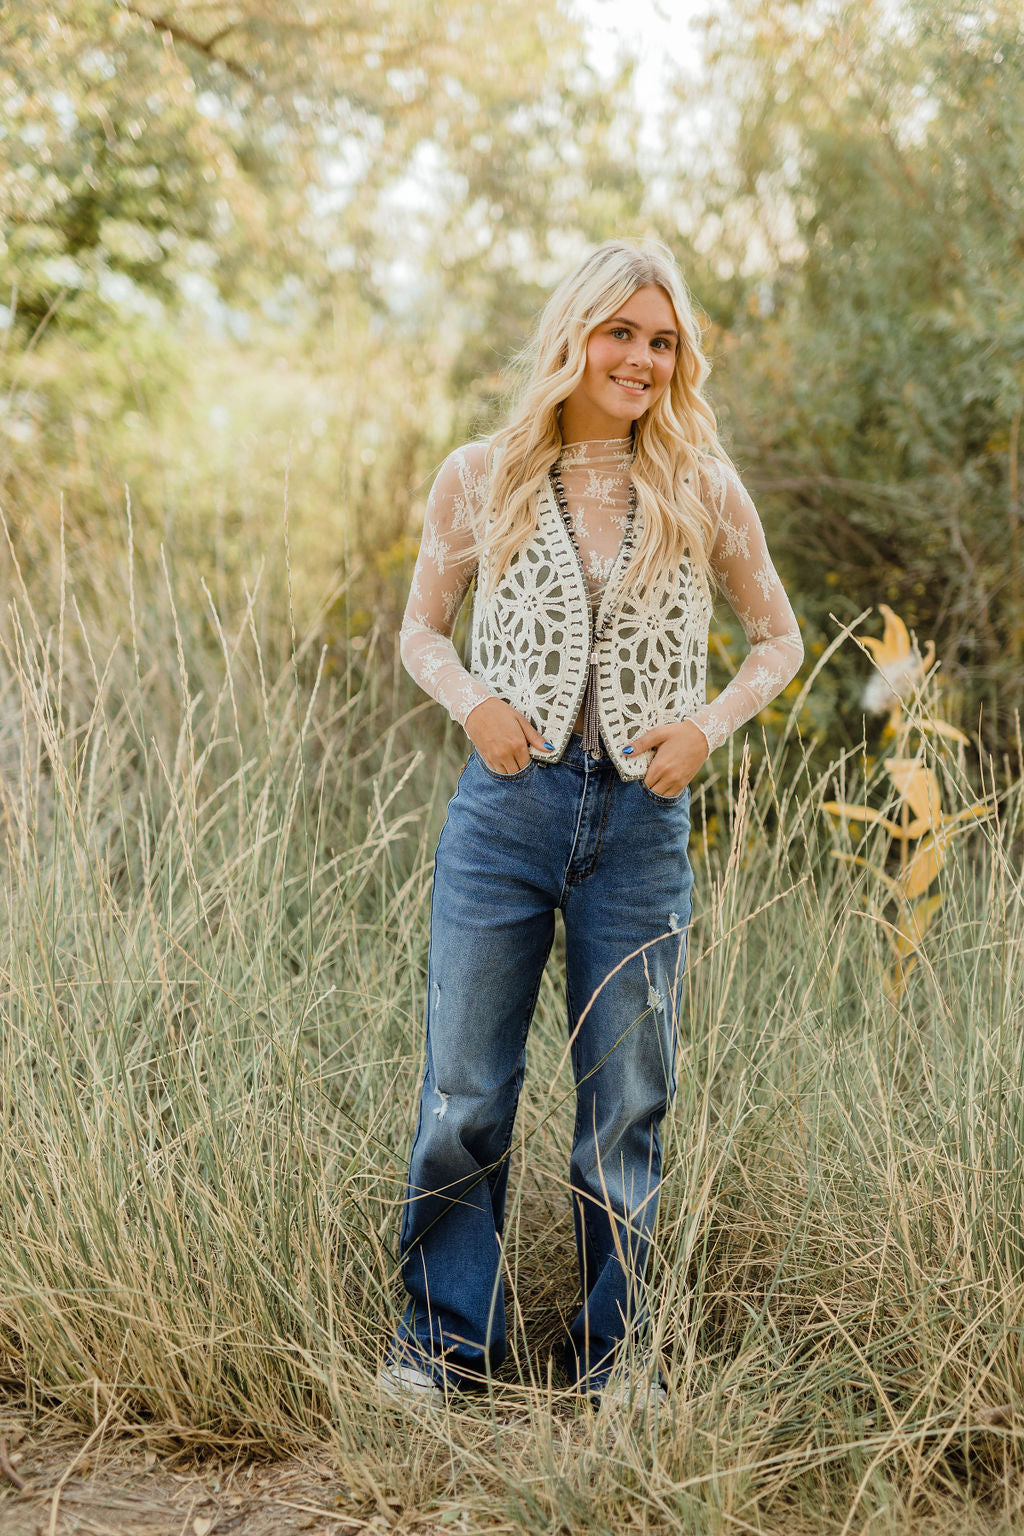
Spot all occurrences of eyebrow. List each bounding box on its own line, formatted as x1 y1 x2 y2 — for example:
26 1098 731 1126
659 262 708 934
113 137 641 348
607 313 679 340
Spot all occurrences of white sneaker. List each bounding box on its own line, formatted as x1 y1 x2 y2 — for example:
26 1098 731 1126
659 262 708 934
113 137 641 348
598 1378 667 1411
375 1360 444 1405
583 1372 667 1412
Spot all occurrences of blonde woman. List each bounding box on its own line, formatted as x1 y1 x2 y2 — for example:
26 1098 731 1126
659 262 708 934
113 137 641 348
380 239 803 1407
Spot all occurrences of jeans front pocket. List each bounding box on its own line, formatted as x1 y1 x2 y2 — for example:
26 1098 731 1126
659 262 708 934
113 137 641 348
639 780 691 807
472 751 538 784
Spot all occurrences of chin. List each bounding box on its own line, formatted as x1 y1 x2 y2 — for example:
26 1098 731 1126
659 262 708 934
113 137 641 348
606 392 653 420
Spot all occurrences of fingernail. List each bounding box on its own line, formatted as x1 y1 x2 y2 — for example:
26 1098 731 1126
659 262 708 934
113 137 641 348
544 741 554 750
623 746 634 755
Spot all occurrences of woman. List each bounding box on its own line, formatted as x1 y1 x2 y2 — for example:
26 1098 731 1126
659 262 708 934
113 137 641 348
380 239 803 1407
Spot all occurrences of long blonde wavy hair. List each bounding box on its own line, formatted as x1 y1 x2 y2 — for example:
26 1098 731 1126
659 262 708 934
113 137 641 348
478 238 730 607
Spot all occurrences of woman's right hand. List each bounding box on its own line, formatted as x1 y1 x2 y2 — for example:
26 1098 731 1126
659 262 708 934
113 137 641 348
465 697 552 776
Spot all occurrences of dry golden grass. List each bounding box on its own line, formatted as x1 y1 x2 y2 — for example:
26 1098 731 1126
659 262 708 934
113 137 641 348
2 510 1023 1534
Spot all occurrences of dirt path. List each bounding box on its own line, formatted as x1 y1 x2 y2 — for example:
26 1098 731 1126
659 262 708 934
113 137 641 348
0 1402 366 1536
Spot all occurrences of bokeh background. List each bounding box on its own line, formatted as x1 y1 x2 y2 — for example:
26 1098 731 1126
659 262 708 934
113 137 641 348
3 0 1021 760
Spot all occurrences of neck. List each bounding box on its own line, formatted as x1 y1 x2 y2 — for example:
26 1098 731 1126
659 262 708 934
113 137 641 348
558 403 633 447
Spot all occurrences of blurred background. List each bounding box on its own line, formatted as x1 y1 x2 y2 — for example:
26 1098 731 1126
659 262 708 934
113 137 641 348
2 0 1022 759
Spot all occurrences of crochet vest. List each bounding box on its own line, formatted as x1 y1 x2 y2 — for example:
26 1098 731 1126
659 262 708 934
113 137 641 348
470 478 712 781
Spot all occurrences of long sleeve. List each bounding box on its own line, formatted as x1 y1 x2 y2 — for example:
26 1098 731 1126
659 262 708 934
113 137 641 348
688 457 804 754
399 443 499 728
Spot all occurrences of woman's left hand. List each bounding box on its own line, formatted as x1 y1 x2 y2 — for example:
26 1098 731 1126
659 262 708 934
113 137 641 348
624 719 709 797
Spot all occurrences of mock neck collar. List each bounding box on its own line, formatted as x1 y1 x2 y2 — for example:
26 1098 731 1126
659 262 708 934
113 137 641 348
555 437 635 468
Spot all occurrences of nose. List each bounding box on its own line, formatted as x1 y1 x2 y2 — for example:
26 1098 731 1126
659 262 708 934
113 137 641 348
625 338 653 371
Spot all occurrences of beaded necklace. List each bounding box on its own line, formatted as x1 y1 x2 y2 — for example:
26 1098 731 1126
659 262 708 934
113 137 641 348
548 457 638 758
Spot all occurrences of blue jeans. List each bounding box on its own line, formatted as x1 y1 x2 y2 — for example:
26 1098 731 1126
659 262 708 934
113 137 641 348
394 733 694 1392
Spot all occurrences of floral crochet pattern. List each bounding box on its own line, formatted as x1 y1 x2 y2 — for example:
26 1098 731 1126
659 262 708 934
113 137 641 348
399 439 803 773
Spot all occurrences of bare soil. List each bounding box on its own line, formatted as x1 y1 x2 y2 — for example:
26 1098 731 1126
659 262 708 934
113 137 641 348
0 1399 366 1536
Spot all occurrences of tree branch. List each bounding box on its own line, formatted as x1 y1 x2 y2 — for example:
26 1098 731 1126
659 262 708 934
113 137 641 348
117 3 255 82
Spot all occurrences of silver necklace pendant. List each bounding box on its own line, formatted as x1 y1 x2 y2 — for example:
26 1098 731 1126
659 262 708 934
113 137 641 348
549 461 635 762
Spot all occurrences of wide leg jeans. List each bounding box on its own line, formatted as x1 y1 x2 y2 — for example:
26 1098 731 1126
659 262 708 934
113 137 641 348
395 732 694 1392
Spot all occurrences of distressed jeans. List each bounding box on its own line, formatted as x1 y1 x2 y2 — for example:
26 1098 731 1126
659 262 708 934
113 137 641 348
394 732 694 1392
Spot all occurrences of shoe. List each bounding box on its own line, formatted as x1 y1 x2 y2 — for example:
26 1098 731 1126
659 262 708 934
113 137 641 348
598 1377 667 1411
375 1360 444 1405
581 1371 667 1412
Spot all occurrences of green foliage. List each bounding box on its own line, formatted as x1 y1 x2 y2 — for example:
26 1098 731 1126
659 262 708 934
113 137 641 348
0 0 647 659
3 0 1023 777
0 0 642 351
0 307 453 664
668 0 1024 753
3 0 276 329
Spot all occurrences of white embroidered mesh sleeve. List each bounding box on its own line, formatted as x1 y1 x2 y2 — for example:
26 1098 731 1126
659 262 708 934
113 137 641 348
688 457 804 754
399 443 498 728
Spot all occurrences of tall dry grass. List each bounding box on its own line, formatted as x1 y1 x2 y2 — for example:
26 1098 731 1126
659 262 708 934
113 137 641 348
1 507 1023 1534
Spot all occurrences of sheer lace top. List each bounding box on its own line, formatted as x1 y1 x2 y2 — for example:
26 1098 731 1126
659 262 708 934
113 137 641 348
554 437 636 604
399 437 803 753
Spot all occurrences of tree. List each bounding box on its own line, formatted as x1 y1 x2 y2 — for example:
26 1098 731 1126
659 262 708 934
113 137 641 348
0 0 642 341
664 0 1024 749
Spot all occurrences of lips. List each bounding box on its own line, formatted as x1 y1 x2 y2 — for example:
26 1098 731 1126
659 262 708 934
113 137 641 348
611 376 649 393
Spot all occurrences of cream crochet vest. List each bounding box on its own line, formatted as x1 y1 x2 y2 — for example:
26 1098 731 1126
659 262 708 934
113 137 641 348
470 478 712 781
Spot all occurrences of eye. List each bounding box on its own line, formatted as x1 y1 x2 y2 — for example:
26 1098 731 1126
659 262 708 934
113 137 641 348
610 326 631 339
652 337 674 351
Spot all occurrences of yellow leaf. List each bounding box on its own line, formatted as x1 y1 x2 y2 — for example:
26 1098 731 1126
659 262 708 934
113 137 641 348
919 718 970 745
894 893 943 956
830 850 904 902
883 756 941 826
899 831 951 899
860 604 911 668
945 802 994 826
822 800 906 836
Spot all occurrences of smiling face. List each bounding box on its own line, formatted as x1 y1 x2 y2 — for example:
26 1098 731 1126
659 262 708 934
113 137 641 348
559 283 680 443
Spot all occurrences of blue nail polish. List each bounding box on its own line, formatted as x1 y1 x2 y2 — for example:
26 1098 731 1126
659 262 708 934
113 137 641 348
544 740 554 750
623 746 634 755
